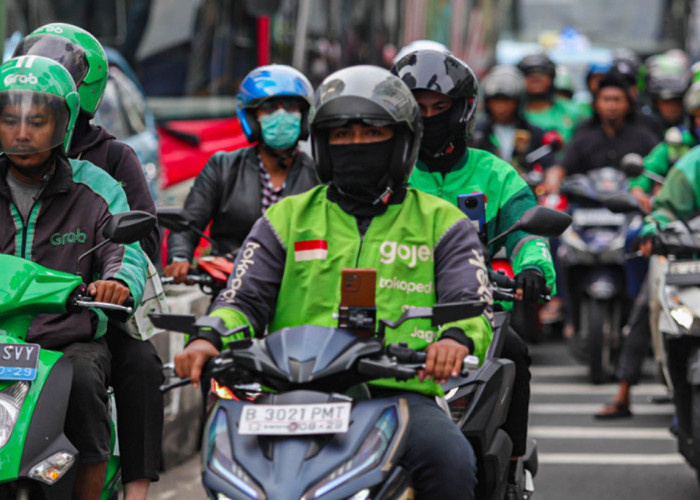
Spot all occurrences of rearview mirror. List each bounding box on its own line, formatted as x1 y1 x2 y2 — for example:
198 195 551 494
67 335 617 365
620 153 645 178
103 211 156 244
518 206 572 238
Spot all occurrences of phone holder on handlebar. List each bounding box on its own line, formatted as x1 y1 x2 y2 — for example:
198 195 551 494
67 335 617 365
338 306 376 336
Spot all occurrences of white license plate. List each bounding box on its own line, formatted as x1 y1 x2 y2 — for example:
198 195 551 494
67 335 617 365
573 208 625 227
238 402 351 435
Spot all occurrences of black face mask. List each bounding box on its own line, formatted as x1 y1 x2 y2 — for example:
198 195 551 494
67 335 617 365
421 108 454 155
329 138 395 205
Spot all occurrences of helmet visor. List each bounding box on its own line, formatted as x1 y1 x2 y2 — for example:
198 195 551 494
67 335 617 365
13 36 89 86
0 91 69 154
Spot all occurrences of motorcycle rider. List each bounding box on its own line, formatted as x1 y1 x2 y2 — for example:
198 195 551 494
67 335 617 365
391 48 555 496
164 64 318 283
174 65 493 499
516 52 585 143
473 64 556 173
0 56 147 499
543 69 659 193
629 81 700 212
13 23 162 499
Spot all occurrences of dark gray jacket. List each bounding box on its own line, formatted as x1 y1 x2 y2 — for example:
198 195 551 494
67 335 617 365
168 146 318 260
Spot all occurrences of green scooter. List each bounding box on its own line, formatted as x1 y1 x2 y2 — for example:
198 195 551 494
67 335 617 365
0 211 154 499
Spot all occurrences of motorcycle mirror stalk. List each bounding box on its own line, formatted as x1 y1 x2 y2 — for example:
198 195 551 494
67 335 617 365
156 206 220 253
75 210 156 276
620 152 666 185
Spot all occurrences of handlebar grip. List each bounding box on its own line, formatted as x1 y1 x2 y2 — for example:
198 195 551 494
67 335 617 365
386 343 426 363
489 270 516 289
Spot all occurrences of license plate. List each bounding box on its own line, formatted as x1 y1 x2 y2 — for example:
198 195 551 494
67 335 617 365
0 343 40 381
238 402 352 435
573 208 625 227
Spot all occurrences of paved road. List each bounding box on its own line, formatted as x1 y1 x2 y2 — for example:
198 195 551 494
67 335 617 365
150 338 700 499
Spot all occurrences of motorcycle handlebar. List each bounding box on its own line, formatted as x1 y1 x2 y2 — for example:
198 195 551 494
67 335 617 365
160 274 215 285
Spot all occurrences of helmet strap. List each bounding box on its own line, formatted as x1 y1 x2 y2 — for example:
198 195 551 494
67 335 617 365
261 143 297 170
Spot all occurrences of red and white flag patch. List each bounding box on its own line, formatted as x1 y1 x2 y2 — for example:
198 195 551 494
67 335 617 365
294 240 328 262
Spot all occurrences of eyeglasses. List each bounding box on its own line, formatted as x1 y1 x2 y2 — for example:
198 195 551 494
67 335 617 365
258 98 303 114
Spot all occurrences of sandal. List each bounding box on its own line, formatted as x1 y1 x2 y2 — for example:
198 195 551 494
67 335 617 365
594 400 632 419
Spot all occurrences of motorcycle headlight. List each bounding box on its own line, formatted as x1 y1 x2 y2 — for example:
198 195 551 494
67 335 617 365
302 406 399 500
206 408 265 499
0 381 29 448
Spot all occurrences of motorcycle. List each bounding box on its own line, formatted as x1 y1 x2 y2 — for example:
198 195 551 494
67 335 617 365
0 211 155 499
157 207 234 298
646 221 700 487
154 205 570 500
558 167 636 383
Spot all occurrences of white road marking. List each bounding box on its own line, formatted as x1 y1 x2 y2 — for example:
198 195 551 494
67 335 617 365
531 365 589 377
529 403 674 415
529 426 674 440
538 453 684 465
531 383 667 395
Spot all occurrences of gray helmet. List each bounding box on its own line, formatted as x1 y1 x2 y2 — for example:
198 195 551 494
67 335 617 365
391 49 479 139
684 81 700 113
647 72 688 101
311 65 422 188
516 52 556 78
482 65 525 100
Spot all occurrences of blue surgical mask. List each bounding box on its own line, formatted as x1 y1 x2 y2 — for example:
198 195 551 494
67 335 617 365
258 109 302 150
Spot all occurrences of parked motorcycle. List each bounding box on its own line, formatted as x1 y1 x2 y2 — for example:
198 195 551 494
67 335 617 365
558 167 636 383
0 211 154 499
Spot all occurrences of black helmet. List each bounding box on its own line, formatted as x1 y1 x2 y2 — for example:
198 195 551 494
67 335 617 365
311 65 422 189
391 49 479 139
482 65 525 100
516 53 556 78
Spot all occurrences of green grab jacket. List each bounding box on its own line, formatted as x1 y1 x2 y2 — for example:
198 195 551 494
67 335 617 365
629 129 696 194
409 148 556 294
208 185 494 397
524 97 586 143
642 145 700 235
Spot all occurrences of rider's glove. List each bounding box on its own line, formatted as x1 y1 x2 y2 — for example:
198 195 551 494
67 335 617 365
514 269 547 301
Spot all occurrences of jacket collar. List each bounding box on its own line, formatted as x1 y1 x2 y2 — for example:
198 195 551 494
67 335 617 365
0 153 73 200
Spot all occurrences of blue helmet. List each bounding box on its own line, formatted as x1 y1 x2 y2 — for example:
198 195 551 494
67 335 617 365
586 62 613 87
235 64 314 143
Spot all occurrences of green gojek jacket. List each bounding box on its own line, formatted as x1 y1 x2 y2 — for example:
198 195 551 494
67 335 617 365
642 145 700 234
629 129 696 194
409 148 556 294
208 185 494 397
524 97 586 144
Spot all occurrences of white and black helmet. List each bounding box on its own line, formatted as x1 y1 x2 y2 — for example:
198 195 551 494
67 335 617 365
311 65 423 189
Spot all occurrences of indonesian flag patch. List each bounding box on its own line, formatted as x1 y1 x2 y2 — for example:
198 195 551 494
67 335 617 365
294 240 328 262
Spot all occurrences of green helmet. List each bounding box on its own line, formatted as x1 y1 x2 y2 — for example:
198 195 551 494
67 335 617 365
0 56 80 153
13 23 108 115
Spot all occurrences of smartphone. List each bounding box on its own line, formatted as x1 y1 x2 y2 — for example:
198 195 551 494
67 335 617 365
457 192 486 234
339 268 376 335
340 268 376 308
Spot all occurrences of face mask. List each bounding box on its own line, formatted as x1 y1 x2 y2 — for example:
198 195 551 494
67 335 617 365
259 109 302 150
329 139 395 203
421 109 453 154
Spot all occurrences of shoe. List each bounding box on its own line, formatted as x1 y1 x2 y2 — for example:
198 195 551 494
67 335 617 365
505 482 521 500
594 400 632 419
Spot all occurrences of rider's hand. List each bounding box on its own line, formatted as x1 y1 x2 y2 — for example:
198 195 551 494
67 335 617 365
420 338 470 384
514 269 547 301
174 338 220 388
630 187 652 213
164 260 193 284
88 279 130 305
541 165 564 194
